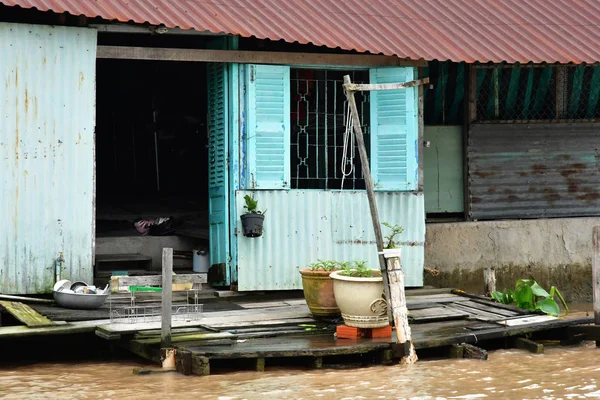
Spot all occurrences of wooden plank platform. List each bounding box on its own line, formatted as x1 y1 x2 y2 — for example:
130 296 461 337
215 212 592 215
2 287 593 376
185 335 391 359
0 301 56 327
0 319 111 338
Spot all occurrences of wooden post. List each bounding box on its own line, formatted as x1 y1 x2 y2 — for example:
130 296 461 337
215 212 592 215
483 267 496 296
385 254 418 364
343 75 427 365
343 75 392 323
593 227 600 347
161 247 173 350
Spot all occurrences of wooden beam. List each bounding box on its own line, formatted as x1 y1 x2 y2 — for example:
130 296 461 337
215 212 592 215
0 301 56 327
96 46 426 67
175 349 193 375
386 253 418 364
344 74 420 365
0 320 106 339
191 355 210 376
448 344 464 358
593 226 600 347
376 349 394 365
255 358 265 372
417 71 425 191
344 77 430 92
462 343 488 360
512 337 544 354
343 75 393 325
161 248 173 349
0 294 54 304
312 356 324 369
568 324 600 341
483 267 496 296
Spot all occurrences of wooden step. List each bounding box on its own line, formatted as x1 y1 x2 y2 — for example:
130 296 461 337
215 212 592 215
95 253 153 275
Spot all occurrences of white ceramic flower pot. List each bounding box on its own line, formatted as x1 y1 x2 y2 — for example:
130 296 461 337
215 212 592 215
330 270 389 328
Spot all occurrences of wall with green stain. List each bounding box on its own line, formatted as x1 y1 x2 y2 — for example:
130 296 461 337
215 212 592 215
423 126 464 214
425 217 600 302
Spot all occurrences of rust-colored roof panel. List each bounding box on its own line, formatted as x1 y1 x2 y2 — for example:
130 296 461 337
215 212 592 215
3 0 600 63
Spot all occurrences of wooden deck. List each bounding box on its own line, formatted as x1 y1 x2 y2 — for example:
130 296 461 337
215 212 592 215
0 288 595 374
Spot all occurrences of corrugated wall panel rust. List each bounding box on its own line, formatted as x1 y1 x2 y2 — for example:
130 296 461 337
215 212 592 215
468 123 600 220
0 23 96 294
235 190 424 291
3 0 600 64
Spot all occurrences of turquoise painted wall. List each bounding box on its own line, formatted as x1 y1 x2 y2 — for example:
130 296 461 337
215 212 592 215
0 23 97 293
423 126 464 214
235 190 425 291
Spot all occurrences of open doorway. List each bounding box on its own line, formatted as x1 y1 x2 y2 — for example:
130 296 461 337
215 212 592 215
94 59 211 276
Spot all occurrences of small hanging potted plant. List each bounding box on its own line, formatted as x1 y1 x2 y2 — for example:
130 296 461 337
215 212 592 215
240 194 266 238
299 260 342 317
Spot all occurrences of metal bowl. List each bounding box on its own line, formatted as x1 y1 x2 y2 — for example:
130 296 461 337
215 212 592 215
53 279 72 292
52 290 109 309
69 281 90 291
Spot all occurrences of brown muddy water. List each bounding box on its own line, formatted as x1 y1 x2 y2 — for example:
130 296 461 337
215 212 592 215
1 307 599 400
2 342 599 399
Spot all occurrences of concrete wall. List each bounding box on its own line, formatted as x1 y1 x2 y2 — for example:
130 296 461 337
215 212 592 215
424 217 600 302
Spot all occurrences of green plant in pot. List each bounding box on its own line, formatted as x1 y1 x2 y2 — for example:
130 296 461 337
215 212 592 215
382 222 404 259
299 260 342 317
330 261 388 328
240 194 266 238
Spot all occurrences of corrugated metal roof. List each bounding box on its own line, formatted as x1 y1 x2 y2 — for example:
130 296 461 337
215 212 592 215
2 0 600 64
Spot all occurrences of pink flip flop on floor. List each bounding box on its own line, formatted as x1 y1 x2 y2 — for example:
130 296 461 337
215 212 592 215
134 219 155 235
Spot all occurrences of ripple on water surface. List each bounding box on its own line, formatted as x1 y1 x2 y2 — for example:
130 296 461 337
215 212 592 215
1 342 599 399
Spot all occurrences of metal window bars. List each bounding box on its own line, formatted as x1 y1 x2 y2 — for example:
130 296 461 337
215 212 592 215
290 69 370 190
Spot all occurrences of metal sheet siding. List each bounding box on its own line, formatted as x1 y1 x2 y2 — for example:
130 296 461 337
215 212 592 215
3 0 600 64
0 23 96 294
235 190 424 291
468 123 600 220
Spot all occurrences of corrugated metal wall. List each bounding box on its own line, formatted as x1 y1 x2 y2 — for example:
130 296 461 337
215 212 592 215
0 23 97 294
469 123 600 220
235 190 424 291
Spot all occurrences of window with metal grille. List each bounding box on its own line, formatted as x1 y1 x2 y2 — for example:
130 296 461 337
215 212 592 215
475 64 600 122
290 69 370 190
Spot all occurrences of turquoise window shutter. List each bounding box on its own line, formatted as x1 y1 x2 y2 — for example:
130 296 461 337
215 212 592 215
369 67 418 191
246 65 291 189
207 62 230 272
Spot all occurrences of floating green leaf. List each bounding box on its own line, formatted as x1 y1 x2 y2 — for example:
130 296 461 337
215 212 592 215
491 291 505 303
489 279 568 317
530 282 550 297
536 298 560 316
514 284 534 310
